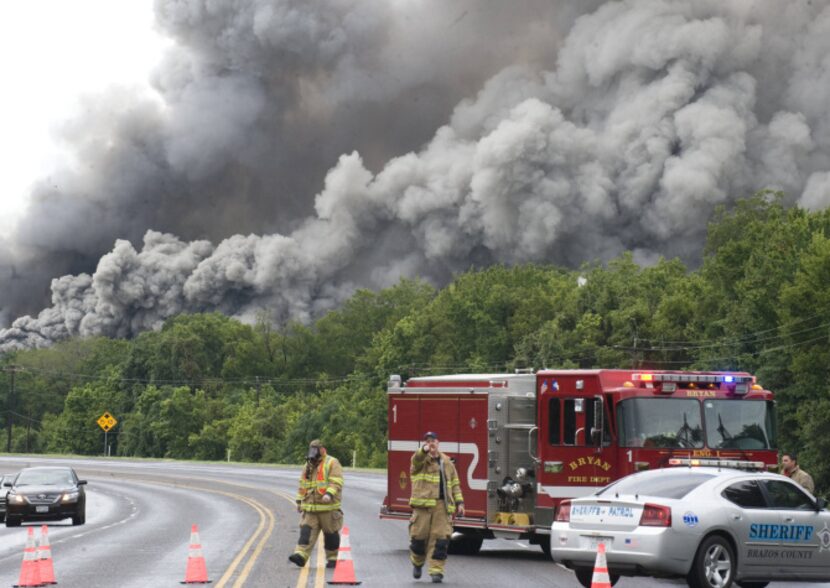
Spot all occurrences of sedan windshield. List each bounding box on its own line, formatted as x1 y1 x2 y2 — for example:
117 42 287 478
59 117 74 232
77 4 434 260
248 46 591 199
15 469 75 486
704 400 776 450
617 398 704 448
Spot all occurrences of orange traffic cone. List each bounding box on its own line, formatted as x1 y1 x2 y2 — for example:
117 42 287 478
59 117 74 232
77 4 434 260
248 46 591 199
327 526 361 585
14 527 42 588
37 525 57 585
590 542 612 588
181 524 211 584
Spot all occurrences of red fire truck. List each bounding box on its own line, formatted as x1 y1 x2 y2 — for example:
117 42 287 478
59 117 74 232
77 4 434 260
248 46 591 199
380 369 778 554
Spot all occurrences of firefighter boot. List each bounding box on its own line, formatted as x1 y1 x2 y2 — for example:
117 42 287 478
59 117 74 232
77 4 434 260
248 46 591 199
431 573 443 583
413 565 423 579
288 553 307 567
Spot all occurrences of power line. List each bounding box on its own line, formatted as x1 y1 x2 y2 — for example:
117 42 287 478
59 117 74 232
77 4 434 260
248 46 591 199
609 320 830 352
7 364 377 388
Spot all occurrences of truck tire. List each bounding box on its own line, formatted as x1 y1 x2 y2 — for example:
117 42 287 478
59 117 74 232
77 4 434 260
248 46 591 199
536 535 551 557
448 532 484 555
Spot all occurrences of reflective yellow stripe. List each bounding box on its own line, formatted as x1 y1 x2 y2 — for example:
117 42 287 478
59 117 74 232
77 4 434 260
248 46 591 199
300 502 342 512
328 477 344 485
411 474 441 483
409 498 437 508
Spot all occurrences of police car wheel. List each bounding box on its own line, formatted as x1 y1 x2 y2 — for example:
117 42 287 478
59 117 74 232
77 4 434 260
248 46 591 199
688 535 734 588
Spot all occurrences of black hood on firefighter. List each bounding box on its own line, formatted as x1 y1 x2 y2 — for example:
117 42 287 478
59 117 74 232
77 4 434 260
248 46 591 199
307 439 324 462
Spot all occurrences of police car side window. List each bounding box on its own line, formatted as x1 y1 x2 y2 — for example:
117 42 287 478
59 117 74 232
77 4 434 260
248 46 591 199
762 480 814 510
722 480 766 508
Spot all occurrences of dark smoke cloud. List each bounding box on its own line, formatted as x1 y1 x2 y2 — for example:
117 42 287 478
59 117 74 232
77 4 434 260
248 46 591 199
2 0 830 351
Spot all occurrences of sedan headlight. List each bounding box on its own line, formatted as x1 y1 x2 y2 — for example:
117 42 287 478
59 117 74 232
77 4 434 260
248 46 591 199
8 493 26 504
61 491 80 503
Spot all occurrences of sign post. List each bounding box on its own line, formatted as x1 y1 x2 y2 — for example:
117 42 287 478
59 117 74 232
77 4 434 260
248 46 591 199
97 412 118 456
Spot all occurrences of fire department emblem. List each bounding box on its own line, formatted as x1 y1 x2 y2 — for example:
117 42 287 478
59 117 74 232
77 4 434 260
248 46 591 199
399 471 408 489
469 417 477 429
818 524 830 552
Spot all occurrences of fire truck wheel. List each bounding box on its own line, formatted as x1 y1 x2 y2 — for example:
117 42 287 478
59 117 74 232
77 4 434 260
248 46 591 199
447 532 484 555
574 568 619 587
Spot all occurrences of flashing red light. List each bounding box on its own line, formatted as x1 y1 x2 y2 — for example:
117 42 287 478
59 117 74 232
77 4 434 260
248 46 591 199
639 503 671 527
555 500 572 523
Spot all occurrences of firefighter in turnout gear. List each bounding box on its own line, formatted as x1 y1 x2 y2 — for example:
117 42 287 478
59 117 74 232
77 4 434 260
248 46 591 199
288 439 344 568
409 431 465 584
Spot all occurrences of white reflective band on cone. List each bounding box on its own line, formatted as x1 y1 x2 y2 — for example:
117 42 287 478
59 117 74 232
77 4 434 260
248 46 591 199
337 549 353 561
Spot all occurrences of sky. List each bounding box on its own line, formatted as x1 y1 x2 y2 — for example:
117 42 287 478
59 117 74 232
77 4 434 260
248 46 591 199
0 0 166 233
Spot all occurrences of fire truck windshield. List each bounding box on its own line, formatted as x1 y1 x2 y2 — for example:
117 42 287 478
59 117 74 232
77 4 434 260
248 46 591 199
618 398 704 448
703 399 776 450
618 398 777 450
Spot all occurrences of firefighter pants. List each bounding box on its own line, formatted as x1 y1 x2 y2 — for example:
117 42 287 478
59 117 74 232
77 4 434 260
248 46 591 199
409 501 453 576
293 510 344 563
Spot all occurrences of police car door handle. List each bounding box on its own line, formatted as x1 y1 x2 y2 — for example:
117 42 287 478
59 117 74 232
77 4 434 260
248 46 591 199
731 514 741 520
784 516 794 522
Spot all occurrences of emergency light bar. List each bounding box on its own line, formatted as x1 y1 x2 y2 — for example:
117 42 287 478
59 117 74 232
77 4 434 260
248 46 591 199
632 373 754 384
668 457 765 470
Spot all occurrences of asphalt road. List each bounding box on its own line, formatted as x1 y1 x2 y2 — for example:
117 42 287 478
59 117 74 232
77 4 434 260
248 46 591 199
0 456 827 587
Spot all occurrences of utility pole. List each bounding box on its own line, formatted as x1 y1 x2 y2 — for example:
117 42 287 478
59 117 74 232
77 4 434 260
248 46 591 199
255 376 261 406
4 365 21 453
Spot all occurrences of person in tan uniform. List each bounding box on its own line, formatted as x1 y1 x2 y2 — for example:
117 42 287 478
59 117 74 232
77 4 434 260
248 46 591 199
409 431 465 584
781 451 815 494
289 439 344 568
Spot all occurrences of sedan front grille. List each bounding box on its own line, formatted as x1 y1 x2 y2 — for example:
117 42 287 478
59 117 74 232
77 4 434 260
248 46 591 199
26 494 61 505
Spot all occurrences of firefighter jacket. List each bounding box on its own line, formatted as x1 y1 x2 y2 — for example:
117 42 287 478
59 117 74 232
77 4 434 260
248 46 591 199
296 453 344 512
409 447 464 514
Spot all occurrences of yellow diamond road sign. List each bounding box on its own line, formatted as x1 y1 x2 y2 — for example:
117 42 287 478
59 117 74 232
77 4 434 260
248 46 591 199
97 412 117 432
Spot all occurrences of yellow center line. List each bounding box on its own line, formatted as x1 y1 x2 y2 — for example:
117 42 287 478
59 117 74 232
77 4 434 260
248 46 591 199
296 544 312 586
215 494 268 588
232 497 276 588
314 535 326 588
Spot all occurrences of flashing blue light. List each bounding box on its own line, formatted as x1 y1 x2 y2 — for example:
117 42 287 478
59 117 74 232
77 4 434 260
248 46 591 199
724 376 734 383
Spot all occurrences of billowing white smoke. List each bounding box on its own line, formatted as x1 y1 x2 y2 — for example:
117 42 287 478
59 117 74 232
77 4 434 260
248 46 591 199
2 0 830 351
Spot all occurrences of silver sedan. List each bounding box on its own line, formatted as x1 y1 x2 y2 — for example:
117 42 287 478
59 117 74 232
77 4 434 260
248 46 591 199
551 466 830 588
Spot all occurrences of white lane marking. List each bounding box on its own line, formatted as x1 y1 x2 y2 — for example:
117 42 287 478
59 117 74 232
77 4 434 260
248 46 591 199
389 440 487 490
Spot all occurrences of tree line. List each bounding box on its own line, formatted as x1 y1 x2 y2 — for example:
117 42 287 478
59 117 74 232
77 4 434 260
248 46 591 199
2 192 830 490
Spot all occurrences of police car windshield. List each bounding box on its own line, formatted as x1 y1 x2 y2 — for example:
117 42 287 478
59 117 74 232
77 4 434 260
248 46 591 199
599 472 716 499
